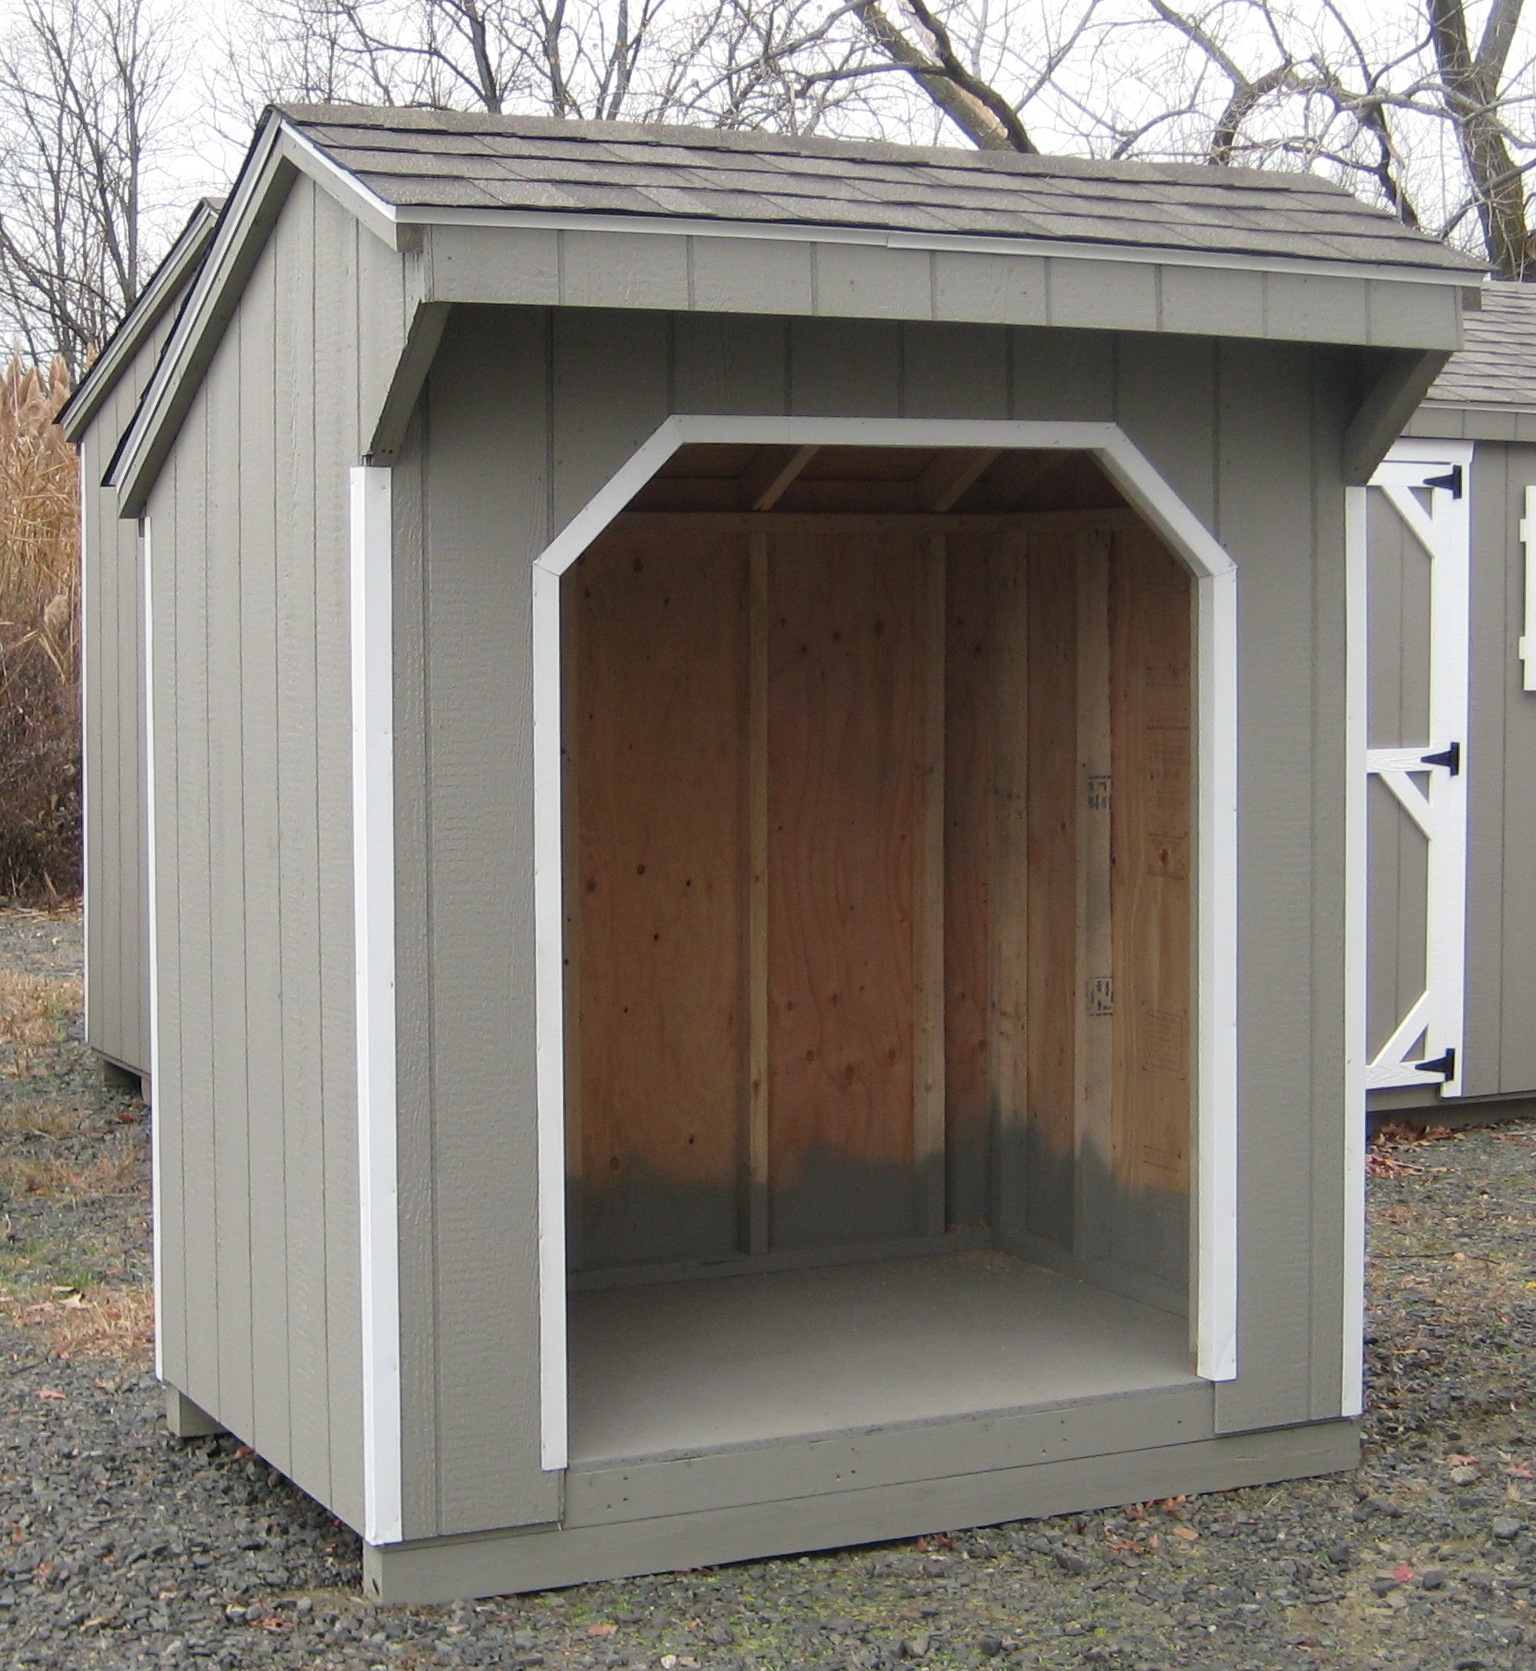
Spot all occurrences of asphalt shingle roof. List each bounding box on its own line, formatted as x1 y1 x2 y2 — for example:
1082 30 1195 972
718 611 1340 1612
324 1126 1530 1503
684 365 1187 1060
279 105 1484 276
1423 282 1536 407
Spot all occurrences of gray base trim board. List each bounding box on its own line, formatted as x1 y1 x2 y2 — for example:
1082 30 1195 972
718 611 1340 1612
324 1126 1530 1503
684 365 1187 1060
1368 1090 1536 1130
362 1419 1359 1603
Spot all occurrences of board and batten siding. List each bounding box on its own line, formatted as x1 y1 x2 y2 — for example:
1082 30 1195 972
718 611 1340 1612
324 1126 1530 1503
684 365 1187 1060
81 304 184 1078
1373 419 1536 1107
145 173 413 1528
387 305 1354 1541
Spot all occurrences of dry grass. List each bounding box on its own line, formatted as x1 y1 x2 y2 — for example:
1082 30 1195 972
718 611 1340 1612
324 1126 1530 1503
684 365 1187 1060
9 1282 153 1367
0 1146 144 1199
0 355 81 901
0 964 80 1047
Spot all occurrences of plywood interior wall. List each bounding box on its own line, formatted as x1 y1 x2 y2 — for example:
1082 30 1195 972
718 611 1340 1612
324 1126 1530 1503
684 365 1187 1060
565 450 1192 1293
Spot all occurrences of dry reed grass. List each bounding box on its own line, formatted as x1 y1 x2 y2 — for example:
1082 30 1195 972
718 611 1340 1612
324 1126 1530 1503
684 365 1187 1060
0 356 80 900
10 1282 153 1366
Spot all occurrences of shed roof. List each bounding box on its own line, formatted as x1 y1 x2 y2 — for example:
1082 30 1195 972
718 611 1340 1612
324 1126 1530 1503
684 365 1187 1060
1420 281 1536 410
282 105 1482 277
59 199 222 443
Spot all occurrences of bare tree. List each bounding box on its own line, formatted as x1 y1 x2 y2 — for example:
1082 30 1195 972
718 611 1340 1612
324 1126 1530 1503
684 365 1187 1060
0 0 179 373
230 0 883 131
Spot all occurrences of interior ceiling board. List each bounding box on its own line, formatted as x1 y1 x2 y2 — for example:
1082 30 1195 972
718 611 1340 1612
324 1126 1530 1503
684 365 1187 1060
624 445 1129 517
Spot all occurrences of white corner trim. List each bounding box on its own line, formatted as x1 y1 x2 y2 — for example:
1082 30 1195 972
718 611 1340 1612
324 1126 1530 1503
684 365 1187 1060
1342 485 1368 1418
351 465 403 1546
1520 484 1536 692
530 414 1242 1472
1195 563 1239 1382
142 514 163 1381
80 472 93 1048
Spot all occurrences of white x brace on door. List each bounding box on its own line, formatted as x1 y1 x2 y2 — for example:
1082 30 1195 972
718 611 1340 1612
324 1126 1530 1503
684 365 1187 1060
1364 440 1471 1095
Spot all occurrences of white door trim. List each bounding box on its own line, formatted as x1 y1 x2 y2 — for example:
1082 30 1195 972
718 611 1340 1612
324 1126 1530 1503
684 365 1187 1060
1364 439 1472 1096
530 415 1242 1469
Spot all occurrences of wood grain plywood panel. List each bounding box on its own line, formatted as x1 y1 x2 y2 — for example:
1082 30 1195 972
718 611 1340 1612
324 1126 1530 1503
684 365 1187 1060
571 529 750 1269
767 529 921 1248
1025 533 1079 1250
1109 527 1192 1284
943 536 993 1230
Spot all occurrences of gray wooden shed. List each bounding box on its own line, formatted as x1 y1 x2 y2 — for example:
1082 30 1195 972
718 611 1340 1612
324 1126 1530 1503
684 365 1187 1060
1363 283 1536 1120
62 199 220 1090
75 105 1482 1603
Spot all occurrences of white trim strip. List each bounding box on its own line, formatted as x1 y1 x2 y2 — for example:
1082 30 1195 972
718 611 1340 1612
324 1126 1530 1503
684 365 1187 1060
351 466 403 1546
1195 563 1239 1382
81 468 93 1047
143 514 163 1380
1520 485 1536 692
1343 485 1367 1418
530 415 1241 1472
532 562 569 1472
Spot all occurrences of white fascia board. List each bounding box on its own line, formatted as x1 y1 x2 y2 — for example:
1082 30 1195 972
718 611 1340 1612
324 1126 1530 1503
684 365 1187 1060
61 201 220 444
278 124 405 251
351 466 404 1545
107 112 288 507
411 200 1482 291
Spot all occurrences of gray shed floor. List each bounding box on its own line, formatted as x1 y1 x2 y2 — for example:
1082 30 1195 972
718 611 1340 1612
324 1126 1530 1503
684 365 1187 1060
568 1251 1197 1465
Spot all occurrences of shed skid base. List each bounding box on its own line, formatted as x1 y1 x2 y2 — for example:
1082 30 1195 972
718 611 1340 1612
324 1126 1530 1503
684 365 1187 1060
363 1420 1358 1604
163 1385 226 1439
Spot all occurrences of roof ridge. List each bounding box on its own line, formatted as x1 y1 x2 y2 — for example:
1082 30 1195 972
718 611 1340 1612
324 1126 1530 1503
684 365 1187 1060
275 102 1353 197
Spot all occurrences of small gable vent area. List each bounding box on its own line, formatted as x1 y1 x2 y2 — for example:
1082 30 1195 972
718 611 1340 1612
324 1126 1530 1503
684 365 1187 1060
563 443 1199 1463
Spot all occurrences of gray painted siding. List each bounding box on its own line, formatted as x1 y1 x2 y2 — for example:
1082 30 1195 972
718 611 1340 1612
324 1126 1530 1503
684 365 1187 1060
146 173 411 1532
1465 442 1536 1097
423 224 1467 352
394 308 1352 1537
81 305 183 1077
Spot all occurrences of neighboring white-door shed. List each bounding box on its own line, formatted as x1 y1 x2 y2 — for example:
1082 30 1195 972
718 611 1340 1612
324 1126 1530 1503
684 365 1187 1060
1364 283 1536 1121
75 105 1481 1602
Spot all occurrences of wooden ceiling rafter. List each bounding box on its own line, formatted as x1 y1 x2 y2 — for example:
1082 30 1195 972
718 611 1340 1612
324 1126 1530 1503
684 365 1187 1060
916 448 1002 513
738 444 820 511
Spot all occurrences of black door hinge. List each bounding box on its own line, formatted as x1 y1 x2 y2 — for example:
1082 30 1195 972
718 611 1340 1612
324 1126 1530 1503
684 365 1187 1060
1423 465 1463 499
1415 1048 1456 1081
1420 740 1461 776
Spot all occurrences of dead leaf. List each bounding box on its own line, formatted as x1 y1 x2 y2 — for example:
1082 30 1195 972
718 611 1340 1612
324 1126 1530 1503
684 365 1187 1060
1392 1563 1414 1584
1170 1524 1199 1541
36 1387 63 1401
587 1623 618 1637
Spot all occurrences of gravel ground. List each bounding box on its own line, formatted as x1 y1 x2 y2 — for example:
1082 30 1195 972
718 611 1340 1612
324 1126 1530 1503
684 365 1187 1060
2 905 1533 1670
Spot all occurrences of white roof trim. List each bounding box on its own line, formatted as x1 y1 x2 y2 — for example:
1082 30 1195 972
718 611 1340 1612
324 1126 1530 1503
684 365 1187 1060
60 199 220 443
107 112 289 509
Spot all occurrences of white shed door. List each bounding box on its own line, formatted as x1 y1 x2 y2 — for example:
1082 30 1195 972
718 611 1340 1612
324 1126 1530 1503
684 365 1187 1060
1364 440 1471 1095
